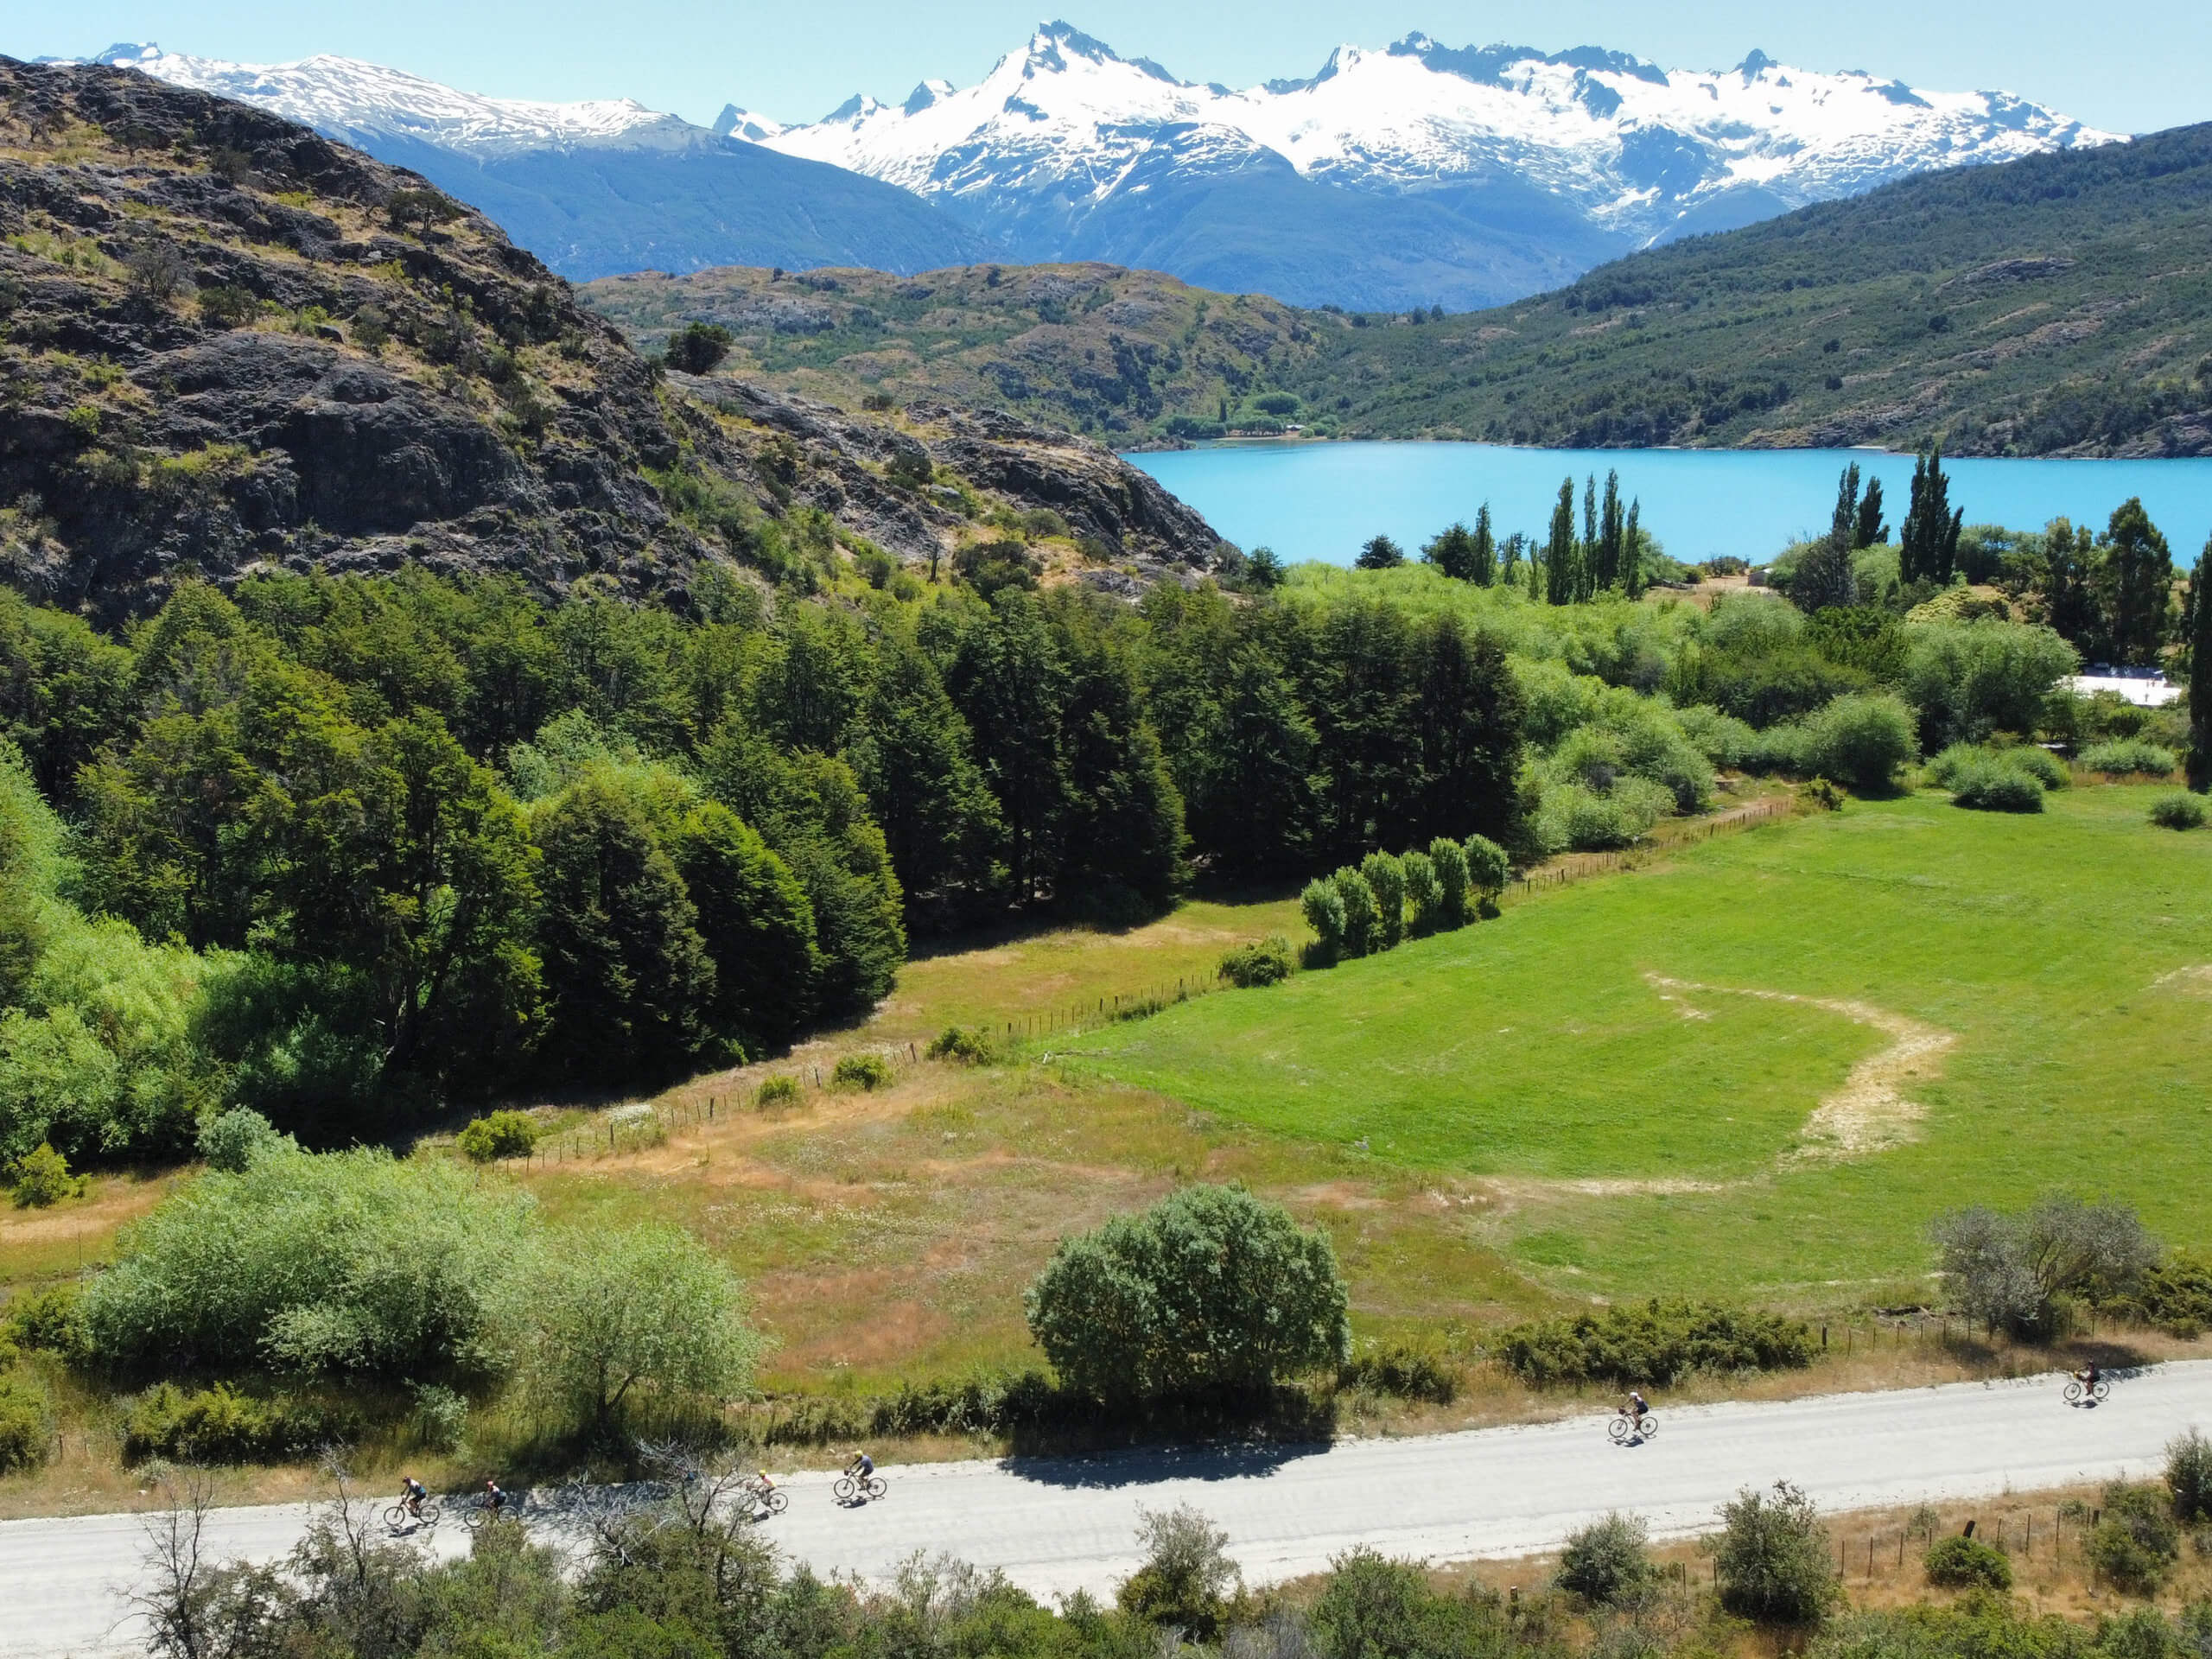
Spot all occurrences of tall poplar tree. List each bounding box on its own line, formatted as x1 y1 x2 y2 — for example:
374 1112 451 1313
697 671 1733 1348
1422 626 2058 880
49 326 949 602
1793 464 1860 613
1901 446 1963 584
1545 480 1577 605
1622 499 1643 597
1470 503 1497 587
1853 477 1889 549
2189 538 2210 792
1596 471 1624 591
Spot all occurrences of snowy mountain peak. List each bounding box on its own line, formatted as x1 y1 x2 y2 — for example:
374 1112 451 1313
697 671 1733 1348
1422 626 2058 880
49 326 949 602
94 41 680 158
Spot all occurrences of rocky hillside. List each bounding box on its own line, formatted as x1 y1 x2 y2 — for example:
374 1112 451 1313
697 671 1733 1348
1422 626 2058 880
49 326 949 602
0 59 1225 624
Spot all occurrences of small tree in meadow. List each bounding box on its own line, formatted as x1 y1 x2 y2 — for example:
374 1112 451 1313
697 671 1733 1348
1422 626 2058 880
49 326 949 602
1429 837 1471 925
1464 834 1510 918
457 1109 539 1164
1710 1481 1839 1626
1401 850 1442 934
1024 1184 1351 1402
1360 852 1407 948
1332 868 1380 957
196 1108 293 1173
1300 877 1347 963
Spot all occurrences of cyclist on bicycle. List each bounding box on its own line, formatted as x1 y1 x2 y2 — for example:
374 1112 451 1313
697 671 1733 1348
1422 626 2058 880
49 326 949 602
747 1470 778 1519
2075 1361 2102 1396
401 1476 429 1519
1624 1391 1649 1424
485 1478 512 1517
845 1451 874 1483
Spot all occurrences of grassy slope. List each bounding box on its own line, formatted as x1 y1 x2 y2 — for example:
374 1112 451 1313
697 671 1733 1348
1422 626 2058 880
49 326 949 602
583 124 2212 459
1078 786 2212 1300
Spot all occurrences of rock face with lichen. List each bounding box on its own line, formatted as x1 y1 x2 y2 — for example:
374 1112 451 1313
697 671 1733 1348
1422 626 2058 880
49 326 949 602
0 58 1229 624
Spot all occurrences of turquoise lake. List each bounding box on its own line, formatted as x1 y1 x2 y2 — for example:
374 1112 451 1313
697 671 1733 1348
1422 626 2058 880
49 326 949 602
1124 442 2212 568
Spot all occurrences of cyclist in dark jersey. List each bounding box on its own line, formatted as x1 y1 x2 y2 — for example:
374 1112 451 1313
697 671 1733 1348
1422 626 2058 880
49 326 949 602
401 1476 428 1518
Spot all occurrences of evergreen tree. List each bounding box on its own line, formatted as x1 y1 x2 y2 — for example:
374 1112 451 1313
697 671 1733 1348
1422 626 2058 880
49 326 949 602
1793 464 1860 613
1853 477 1889 549
1407 614 1526 850
2040 518 2098 651
1900 446 1964 585
1421 523 1479 581
947 592 1067 905
1470 504 1497 588
1498 530 1525 586
1545 480 1577 605
1622 499 1644 597
1580 475 1600 601
2095 498 2176 667
1193 651 1319 879
667 799 817 1052
1595 471 1624 591
2189 539 2210 793
1055 614 1188 910
1356 535 1406 569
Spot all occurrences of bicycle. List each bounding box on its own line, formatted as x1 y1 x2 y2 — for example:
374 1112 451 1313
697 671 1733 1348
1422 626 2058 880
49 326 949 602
1608 1411 1658 1444
383 1497 442 1531
742 1486 790 1522
461 1494 518 1531
2063 1377 2111 1407
834 1473 887 1503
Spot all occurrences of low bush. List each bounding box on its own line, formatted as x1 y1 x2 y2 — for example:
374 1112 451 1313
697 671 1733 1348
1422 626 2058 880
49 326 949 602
411 1381 469 1452
10 1142 86 1208
1337 1342 1459 1403
1797 777 1847 812
2114 1253 2212 1337
1429 837 1471 924
456 1109 539 1164
0 1368 53 1472
2080 740 2177 777
1796 692 1918 793
2086 1482 2180 1593
1464 834 1510 917
1712 1480 1840 1626
1923 1535 2012 1590
2002 746 2069 790
1026 1184 1350 1402
2 1282 90 1363
1118 1503 1239 1637
755 1073 802 1106
1332 867 1381 956
2167 1428 2212 1525
925 1027 999 1065
1948 759 2045 812
2149 791 2207 830
1218 938 1294 988
1300 877 1348 963
831 1053 891 1091
1401 851 1443 933
1557 1511 1651 1605
1361 852 1408 947
1495 1298 1815 1387
196 1107 294 1173
123 1382 359 1464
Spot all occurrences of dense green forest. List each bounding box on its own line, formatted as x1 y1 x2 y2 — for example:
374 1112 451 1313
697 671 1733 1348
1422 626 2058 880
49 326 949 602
588 123 2212 457
10 492 2199 1172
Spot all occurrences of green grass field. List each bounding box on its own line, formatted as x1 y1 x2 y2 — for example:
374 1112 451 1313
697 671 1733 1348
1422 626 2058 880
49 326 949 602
1076 786 2212 1305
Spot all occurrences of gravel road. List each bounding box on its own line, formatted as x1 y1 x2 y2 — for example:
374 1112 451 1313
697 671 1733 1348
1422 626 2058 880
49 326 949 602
6 1362 2205 1657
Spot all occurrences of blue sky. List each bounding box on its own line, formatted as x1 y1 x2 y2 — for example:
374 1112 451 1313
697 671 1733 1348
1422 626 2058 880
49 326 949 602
8 0 2208 134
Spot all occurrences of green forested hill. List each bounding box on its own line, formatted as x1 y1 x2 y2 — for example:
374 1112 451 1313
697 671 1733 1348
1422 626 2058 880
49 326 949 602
585 124 2212 458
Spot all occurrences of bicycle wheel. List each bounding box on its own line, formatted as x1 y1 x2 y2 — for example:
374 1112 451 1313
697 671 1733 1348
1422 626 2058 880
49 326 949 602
766 1490 788 1515
1608 1415 1630 1444
383 1504 409 1531
1637 1414 1658 1440
418 1498 442 1526
2063 1381 2084 1405
463 1503 492 1532
834 1476 857 1503
2093 1381 2111 1403
866 1477 887 1500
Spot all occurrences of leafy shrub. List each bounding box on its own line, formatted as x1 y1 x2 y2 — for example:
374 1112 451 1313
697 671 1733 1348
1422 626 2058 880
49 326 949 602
1927 742 2065 794
1901 620 2079 753
1558 1512 1651 1605
1495 1298 1815 1387
1400 851 1443 933
2149 792 2206 830
1025 1184 1350 1402
755 1073 801 1106
2113 1253 2212 1337
2167 1429 2212 1525
1118 1504 1239 1637
2087 1483 2180 1593
1309 1548 1446 1659
9 1142 85 1207
3 1282 90 1363
1796 693 1918 793
83 1145 533 1375
2080 740 2177 777
925 1027 999 1065
1948 759 2045 812
1332 868 1380 957
1676 704 1761 769
196 1107 293 1173
1360 852 1407 947
411 1382 469 1452
1930 1195 2158 1338
1218 938 1294 988
1300 878 1348 963
1464 834 1510 916
1428 837 1471 925
664 321 733 375
1337 1342 1459 1403
1537 776 1672 851
456 1109 539 1164
1712 1481 1840 1625
0 1368 53 1472
124 1382 359 1463
832 1053 891 1091
1924 1535 2012 1589
2002 746 2069 790
1797 777 1847 812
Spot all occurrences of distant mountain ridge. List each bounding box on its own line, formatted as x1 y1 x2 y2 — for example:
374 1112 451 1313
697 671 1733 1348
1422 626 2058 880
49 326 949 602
78 26 2117 308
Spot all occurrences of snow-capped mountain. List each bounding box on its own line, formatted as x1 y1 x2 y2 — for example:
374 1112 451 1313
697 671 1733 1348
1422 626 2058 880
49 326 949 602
94 43 681 158
747 22 2119 266
86 44 990 283
84 26 2122 309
